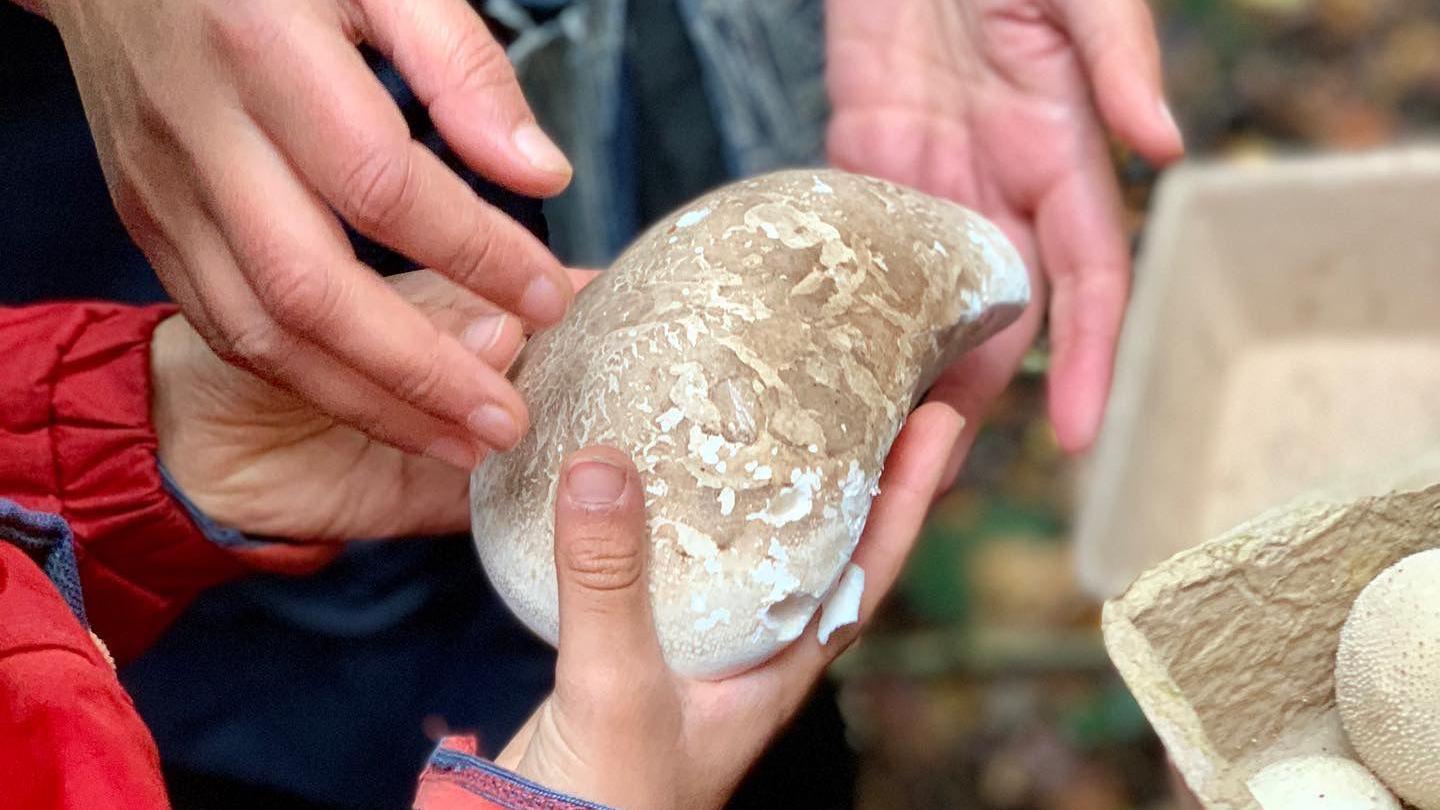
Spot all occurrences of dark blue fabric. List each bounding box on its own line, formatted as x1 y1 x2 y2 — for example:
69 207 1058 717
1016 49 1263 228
0 498 89 628
123 539 555 809
427 745 614 809
0 5 162 305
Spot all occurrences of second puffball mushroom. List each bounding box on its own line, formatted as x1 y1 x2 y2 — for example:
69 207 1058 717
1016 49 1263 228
1335 547 1440 810
1247 755 1398 810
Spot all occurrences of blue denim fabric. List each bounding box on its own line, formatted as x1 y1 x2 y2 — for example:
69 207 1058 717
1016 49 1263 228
0 498 88 627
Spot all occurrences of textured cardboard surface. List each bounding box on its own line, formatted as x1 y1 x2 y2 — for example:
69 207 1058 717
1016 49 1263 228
1076 147 1440 599
1102 453 1440 809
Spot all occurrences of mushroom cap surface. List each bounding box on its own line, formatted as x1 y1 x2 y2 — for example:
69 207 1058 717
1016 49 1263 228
1247 755 1398 810
1335 547 1440 810
471 169 1028 677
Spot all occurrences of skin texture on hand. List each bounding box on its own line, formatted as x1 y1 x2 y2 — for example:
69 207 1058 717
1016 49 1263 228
43 0 574 469
495 403 965 810
826 0 1185 484
151 269 598 540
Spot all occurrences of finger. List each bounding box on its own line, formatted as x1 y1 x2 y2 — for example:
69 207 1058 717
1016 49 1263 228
566 268 603 293
1035 158 1130 454
386 270 526 371
764 402 964 688
190 118 530 453
849 402 965 623
926 305 1041 490
1046 0 1184 164
553 446 666 683
924 218 1045 490
167 217 487 472
225 13 571 328
357 0 572 195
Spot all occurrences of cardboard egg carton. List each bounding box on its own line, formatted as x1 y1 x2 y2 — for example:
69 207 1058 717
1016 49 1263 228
1102 452 1440 808
1076 147 1440 600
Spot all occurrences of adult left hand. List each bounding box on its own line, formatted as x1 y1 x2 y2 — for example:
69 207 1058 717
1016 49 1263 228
826 0 1184 484
151 269 597 540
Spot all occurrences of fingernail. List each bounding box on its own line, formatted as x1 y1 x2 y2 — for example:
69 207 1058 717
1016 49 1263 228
425 437 478 470
461 312 510 354
519 274 568 325
469 403 521 450
566 458 627 505
1158 99 1183 144
513 123 571 176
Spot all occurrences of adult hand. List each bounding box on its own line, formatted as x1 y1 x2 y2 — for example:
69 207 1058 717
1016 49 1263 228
494 403 965 810
151 269 598 540
37 0 575 469
826 0 1185 482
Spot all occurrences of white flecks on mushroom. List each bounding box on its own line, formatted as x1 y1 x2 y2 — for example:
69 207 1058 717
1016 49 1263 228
694 608 732 632
759 592 819 643
656 407 684 432
664 519 723 576
966 217 1030 308
817 564 865 645
840 461 876 544
750 555 800 604
1247 755 1398 810
746 468 822 528
675 206 711 228
718 487 736 516
1335 548 1440 810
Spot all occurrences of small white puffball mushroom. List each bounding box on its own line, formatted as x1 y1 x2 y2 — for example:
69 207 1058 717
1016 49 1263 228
1247 755 1399 810
1335 547 1440 810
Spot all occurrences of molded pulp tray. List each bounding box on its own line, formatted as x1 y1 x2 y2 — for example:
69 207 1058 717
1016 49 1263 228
1103 452 1440 809
1076 147 1440 599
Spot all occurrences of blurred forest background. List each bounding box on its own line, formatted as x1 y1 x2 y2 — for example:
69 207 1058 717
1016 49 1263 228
839 1 1440 807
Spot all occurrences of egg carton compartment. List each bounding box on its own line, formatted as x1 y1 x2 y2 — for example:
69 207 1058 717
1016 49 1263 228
1102 452 1440 809
1075 147 1440 600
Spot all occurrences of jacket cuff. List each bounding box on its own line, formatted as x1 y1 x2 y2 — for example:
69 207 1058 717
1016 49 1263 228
0 302 324 663
413 736 615 810
157 460 340 574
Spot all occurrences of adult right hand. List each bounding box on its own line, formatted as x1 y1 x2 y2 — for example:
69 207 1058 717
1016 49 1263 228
495 402 965 810
34 0 575 469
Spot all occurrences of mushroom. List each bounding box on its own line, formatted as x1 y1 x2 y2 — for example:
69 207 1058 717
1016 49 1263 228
470 169 1029 678
1247 755 1399 810
1335 547 1440 810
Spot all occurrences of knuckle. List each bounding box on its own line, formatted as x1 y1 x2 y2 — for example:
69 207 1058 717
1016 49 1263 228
563 533 644 593
441 214 500 286
203 3 286 65
338 145 415 233
446 28 517 95
392 329 449 403
218 318 282 367
252 261 337 332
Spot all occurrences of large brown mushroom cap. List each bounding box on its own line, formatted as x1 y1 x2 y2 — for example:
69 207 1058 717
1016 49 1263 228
470 169 1028 677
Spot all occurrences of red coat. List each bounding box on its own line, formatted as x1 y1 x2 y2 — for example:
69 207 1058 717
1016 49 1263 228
0 303 604 810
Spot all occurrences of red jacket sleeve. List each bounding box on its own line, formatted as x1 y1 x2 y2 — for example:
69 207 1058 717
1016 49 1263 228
0 302 327 664
0 542 171 810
